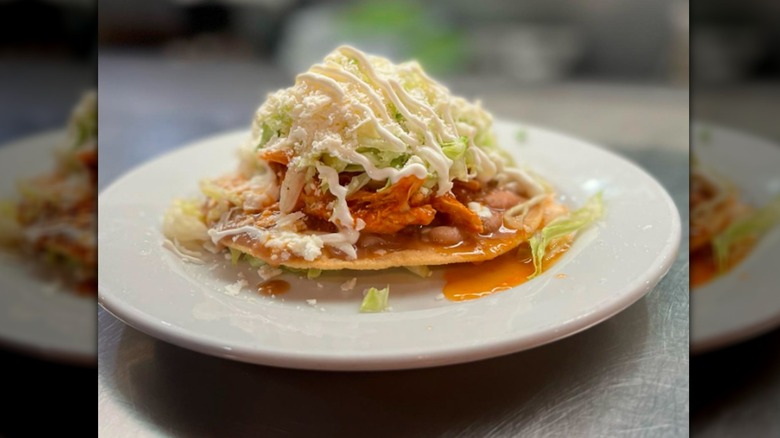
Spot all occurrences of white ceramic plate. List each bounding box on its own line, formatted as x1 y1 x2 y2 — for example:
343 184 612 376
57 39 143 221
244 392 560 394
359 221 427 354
691 124 780 354
98 121 680 371
0 131 96 364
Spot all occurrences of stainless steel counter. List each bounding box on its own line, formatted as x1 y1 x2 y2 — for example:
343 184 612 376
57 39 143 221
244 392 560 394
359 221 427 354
98 54 690 437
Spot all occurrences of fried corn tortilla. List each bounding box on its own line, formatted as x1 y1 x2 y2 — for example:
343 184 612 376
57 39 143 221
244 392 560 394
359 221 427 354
208 194 569 270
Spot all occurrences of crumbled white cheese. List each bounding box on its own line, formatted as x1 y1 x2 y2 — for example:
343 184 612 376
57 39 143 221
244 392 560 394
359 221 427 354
340 277 357 291
209 224 358 263
468 202 493 219
224 279 248 296
257 265 283 281
264 230 324 261
306 299 317 306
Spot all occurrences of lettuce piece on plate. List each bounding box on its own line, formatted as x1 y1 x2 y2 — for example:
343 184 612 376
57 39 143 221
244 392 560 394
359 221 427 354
529 192 604 278
713 193 780 270
360 286 390 313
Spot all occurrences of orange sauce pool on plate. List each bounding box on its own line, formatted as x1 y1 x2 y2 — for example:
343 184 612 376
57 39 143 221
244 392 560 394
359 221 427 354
257 280 290 296
690 250 718 288
443 244 568 301
690 239 755 289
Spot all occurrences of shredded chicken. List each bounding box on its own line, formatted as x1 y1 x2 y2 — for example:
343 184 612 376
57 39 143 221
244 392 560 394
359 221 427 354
348 176 436 234
259 148 292 166
430 193 483 233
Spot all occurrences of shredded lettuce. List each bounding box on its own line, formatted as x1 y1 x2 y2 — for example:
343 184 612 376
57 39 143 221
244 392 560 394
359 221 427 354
441 136 468 160
360 286 390 313
474 127 496 148
389 154 410 169
345 173 371 196
258 122 275 148
0 201 17 219
404 265 432 278
528 192 604 278
73 112 97 148
321 154 349 173
281 266 323 279
245 254 266 268
17 180 55 203
0 201 21 245
713 193 780 270
162 199 208 244
257 112 292 149
318 153 364 173
282 266 305 275
356 146 406 168
228 249 274 269
67 90 97 149
229 248 243 265
200 179 242 205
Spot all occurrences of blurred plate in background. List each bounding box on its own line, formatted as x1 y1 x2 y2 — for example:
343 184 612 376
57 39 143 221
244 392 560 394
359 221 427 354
0 131 96 364
692 124 780 353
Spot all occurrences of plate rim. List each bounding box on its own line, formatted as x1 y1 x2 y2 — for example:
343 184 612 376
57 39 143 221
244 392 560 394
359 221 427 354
98 122 682 370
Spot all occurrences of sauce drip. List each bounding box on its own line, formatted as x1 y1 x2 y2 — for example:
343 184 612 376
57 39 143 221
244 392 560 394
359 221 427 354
443 243 568 301
257 279 290 296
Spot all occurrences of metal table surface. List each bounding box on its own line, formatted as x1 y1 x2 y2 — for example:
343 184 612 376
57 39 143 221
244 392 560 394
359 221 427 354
97 53 690 437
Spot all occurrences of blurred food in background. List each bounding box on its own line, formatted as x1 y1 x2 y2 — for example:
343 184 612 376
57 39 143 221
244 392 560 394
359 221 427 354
0 0 95 142
689 152 780 289
0 0 96 295
1 92 97 294
0 0 95 436
99 0 689 85
693 0 780 138
278 1 466 75
692 1 780 436
691 0 780 289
